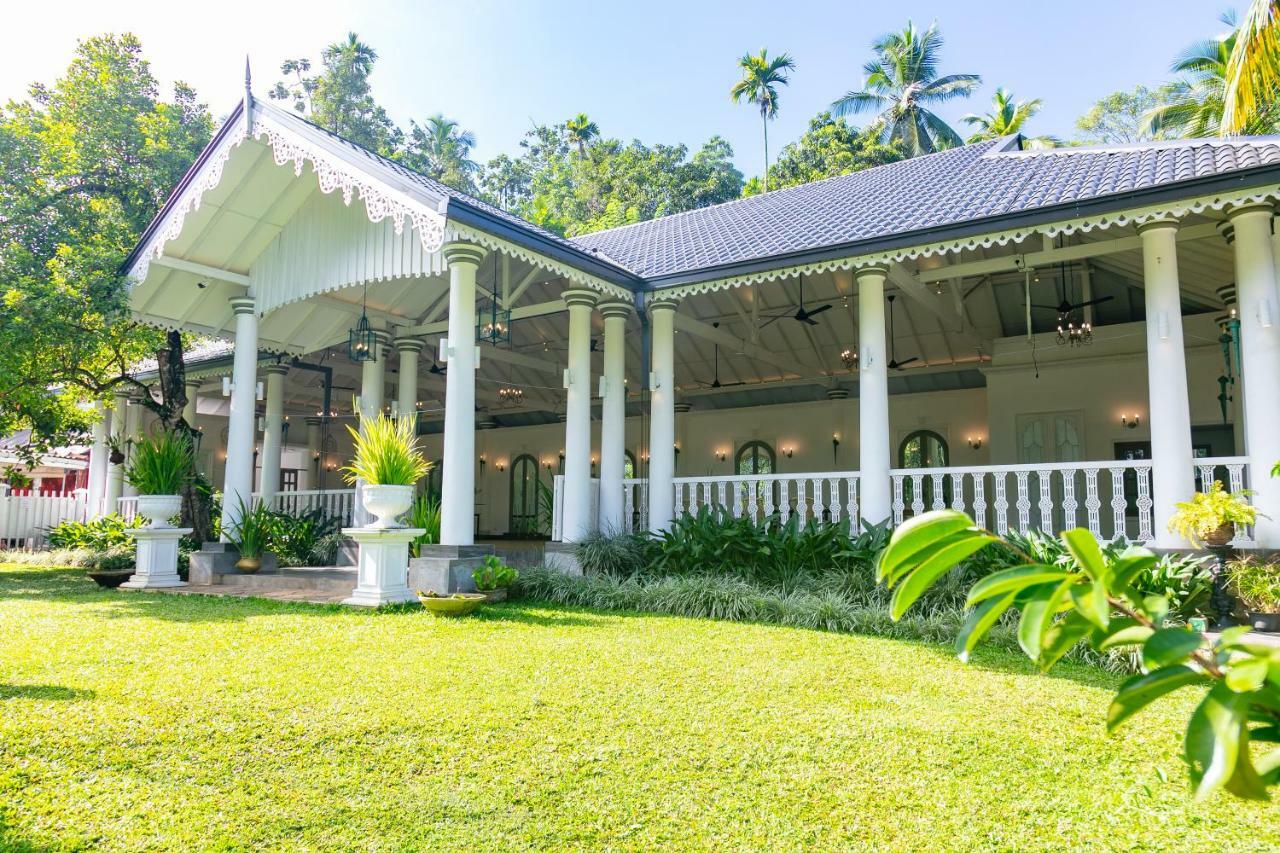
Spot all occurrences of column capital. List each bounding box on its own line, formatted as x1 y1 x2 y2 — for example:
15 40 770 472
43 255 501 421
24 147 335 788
855 264 890 281
598 301 633 320
229 295 257 315
562 288 599 310
304 416 325 427
648 297 679 314
393 336 426 354
1136 216 1179 235
1226 201 1276 222
442 241 488 267
263 363 290 376
184 378 203 389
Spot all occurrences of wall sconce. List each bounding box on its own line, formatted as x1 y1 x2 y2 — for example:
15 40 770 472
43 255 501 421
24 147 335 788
640 451 650 463
543 458 554 470
496 459 506 472
591 455 598 475
1121 413 1141 430
673 442 681 457
831 432 841 462
967 436 983 450
715 448 727 462
782 445 795 458
478 453 486 473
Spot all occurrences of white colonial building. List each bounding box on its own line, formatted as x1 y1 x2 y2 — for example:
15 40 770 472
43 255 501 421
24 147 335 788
72 88 1280 558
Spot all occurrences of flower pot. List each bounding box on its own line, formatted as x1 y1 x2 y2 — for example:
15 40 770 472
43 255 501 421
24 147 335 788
1203 523 1235 548
1246 611 1280 633
362 484 414 529
135 494 182 528
89 570 133 588
235 556 262 573
417 591 485 616
480 588 508 603
108 449 125 465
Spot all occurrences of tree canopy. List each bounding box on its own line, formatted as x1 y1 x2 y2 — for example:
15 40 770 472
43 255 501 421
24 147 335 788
744 112 902 195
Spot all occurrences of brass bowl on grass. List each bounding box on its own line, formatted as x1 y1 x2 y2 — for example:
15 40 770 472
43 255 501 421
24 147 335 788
417 591 485 616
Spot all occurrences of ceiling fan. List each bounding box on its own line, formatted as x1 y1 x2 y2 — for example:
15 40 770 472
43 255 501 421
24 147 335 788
759 275 834 328
1029 262 1114 317
887 294 920 370
700 323 745 389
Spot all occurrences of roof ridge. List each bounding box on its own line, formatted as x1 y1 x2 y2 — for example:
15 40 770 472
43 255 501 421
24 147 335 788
989 135 1280 157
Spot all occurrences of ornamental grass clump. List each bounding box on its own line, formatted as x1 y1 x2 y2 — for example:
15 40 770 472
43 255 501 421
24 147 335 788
1168 481 1258 546
1228 557 1280 614
124 430 193 495
340 413 430 486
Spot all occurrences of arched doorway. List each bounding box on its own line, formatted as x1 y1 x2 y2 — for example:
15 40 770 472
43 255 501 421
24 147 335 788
623 450 637 480
898 430 950 510
509 454 541 536
734 441 776 520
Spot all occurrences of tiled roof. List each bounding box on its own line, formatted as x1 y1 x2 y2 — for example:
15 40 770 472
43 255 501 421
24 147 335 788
568 136 1280 282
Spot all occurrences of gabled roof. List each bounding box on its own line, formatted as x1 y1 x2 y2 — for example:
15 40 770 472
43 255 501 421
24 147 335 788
569 136 1280 287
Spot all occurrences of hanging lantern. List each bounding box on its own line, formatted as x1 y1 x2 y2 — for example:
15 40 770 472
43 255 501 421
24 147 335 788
475 252 511 345
348 283 377 362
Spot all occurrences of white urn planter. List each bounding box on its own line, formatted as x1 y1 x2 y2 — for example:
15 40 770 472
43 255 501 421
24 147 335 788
361 484 414 529
135 494 183 528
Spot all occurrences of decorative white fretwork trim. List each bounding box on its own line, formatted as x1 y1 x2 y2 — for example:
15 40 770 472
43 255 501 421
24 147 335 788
657 182 1280 301
444 222 633 301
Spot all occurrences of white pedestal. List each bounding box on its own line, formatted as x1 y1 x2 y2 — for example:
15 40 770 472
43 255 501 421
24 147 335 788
342 527 424 607
120 527 192 589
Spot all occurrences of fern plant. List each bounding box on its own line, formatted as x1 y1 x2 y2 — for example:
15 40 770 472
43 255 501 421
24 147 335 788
340 413 431 486
124 430 193 495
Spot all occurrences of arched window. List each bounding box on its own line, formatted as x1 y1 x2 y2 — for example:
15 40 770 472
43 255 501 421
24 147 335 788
735 440 776 476
623 450 637 480
898 430 950 510
509 454 541 537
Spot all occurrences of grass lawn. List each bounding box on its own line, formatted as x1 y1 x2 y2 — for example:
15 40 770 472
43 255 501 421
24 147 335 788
2 564 1277 851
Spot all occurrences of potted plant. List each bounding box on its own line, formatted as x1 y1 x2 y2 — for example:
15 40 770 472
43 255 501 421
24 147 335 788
124 430 193 528
1167 481 1259 547
106 434 127 466
472 555 518 602
341 413 429 529
227 497 274 573
1228 557 1280 633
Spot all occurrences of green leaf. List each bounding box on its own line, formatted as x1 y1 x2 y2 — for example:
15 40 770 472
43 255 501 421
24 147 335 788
1017 579 1072 659
1225 656 1272 693
888 532 997 619
965 565 1071 607
1142 594 1170 626
1061 528 1108 582
877 510 982 585
1038 611 1094 671
1070 581 1110 630
1108 665 1207 731
1143 628 1203 670
1098 622 1155 651
956 591 1018 663
1185 682 1250 801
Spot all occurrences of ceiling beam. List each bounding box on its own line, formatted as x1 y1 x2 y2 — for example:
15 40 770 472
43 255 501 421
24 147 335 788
405 299 566 335
887 262 957 326
673 313 820 377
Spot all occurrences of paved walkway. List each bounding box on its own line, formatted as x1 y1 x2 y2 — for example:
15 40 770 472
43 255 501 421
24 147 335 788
158 585 352 605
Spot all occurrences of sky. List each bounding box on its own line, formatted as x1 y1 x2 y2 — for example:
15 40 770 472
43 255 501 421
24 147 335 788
1 0 1234 177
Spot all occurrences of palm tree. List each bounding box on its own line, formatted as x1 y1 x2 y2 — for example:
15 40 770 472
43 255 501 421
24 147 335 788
406 114 480 192
1144 12 1276 137
831 21 980 157
1224 0 1280 133
565 114 599 156
730 49 796 192
963 88 1059 148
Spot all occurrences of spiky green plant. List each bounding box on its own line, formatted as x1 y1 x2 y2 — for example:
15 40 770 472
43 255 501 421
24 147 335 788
408 492 441 558
228 497 273 560
341 413 430 487
124 430 193 495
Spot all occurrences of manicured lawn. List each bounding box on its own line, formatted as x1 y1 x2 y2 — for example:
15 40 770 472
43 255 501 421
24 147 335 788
1 564 1276 850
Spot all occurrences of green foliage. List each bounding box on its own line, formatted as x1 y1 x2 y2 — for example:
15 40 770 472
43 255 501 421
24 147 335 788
729 48 796 191
124 430 193 495
472 555 518 591
1228 558 1280 613
744 112 903 195
878 509 1280 801
1075 85 1174 144
1168 482 1258 545
2 468 33 490
227 498 273 560
341 413 430 487
46 513 143 550
574 528 655 578
263 507 342 567
962 87 1059 147
0 545 133 572
408 492 441 558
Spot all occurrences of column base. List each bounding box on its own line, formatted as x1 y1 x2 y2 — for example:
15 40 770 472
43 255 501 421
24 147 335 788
120 527 193 589
408 544 494 594
341 527 422 607
543 542 584 577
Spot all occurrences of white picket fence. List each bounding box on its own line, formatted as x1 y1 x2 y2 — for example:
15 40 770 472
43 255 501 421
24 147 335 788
0 492 89 549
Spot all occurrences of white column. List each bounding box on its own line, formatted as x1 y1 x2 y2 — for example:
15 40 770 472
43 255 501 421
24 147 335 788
394 337 424 417
648 298 678 532
258 364 288 504
353 331 389 527
1139 219 1195 547
220 296 259 538
440 242 486 546
104 392 127 513
561 289 598 541
598 302 630 532
304 417 323 491
121 398 142 498
1229 204 1280 546
86 400 108 517
857 266 891 524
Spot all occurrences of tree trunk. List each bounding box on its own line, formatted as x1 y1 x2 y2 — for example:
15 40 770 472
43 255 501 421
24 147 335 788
762 110 770 193
155 330 215 542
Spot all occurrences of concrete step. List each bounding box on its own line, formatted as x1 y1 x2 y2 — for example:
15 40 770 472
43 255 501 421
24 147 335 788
216 566 357 594
335 539 358 567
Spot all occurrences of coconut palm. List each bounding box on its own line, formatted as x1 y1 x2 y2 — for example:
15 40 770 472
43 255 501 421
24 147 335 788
832 21 980 157
1224 0 1280 133
405 114 480 192
565 113 599 156
1144 12 1276 137
730 49 796 192
963 88 1059 148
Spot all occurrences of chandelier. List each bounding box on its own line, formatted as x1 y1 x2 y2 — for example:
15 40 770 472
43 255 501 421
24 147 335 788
1057 316 1092 347
840 348 857 370
498 386 524 405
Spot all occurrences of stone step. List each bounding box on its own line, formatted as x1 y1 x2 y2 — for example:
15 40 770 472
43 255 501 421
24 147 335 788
216 566 357 594
335 539 359 567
